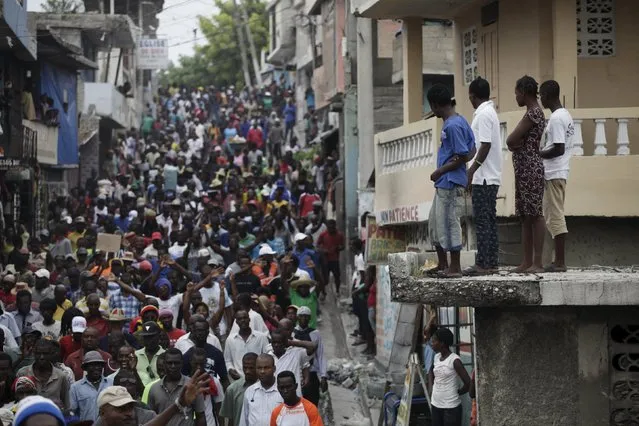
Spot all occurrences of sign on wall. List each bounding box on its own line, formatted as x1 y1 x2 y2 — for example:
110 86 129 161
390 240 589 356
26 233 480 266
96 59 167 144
365 215 407 265
374 202 430 226
138 38 169 70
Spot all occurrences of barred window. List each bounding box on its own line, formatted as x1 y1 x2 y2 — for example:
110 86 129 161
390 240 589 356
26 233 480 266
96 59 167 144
577 0 615 57
462 27 478 85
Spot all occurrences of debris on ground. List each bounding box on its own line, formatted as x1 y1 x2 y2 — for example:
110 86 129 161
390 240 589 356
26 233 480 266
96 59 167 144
338 412 371 426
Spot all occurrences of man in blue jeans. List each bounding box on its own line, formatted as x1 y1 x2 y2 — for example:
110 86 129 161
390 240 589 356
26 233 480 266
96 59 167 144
283 98 296 143
426 84 475 278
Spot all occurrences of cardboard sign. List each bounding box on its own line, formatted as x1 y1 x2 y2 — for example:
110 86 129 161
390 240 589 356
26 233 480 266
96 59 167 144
396 353 417 426
96 233 122 253
365 215 407 264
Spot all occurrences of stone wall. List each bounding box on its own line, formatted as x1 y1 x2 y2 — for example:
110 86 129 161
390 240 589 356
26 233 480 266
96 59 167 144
373 85 403 134
474 306 639 426
498 217 639 267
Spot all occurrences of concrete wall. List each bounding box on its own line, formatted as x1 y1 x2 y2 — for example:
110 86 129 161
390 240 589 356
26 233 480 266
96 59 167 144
499 217 639 267
373 86 403 134
392 21 454 84
475 306 638 426
80 135 100 185
452 0 639 119
578 0 639 109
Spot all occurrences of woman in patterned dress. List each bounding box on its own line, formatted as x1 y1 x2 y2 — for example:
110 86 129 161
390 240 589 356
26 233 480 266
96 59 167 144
506 76 546 273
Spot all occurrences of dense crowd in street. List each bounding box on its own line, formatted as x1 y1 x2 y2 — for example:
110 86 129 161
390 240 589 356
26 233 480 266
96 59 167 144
0 81 379 426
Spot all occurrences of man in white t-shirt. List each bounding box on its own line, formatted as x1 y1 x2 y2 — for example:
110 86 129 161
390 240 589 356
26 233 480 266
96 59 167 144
467 77 502 275
540 80 574 273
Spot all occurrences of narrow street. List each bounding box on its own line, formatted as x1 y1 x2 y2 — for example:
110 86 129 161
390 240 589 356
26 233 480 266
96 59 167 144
318 288 380 426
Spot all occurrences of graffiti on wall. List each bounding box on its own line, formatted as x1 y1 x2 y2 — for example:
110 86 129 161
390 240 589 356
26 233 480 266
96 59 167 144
376 264 401 368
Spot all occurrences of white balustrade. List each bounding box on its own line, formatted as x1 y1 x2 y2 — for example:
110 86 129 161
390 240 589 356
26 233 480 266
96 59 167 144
500 122 508 152
616 118 630 156
498 110 638 157
572 119 584 156
593 119 608 156
379 128 436 174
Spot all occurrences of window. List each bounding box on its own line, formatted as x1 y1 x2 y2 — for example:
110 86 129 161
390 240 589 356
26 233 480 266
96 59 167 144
462 27 478 86
577 0 615 57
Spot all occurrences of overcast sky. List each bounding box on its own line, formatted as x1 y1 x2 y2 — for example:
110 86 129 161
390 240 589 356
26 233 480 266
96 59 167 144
28 0 216 62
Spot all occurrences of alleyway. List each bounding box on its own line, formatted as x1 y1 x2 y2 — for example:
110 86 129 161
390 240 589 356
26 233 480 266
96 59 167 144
318 289 373 426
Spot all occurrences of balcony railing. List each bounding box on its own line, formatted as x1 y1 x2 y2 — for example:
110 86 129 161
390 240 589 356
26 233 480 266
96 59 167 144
83 82 130 128
375 107 639 218
22 124 37 162
498 108 639 157
22 119 58 165
378 118 438 175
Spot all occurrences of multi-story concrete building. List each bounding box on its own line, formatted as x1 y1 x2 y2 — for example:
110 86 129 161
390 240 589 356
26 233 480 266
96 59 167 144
33 13 140 186
355 0 639 424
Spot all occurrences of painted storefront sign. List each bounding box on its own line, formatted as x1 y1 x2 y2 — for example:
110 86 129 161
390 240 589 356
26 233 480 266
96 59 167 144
365 215 407 265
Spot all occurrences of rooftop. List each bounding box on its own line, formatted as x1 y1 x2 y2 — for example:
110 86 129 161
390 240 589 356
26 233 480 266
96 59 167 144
31 12 138 49
389 252 639 307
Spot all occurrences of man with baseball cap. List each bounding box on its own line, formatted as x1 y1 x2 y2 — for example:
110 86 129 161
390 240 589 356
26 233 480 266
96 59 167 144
59 316 86 361
70 350 110 422
136 321 166 386
32 269 53 303
143 232 163 260
293 306 328 406
95 386 155 426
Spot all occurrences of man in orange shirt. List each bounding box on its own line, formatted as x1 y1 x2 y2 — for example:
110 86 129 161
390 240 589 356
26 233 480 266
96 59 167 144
270 371 323 426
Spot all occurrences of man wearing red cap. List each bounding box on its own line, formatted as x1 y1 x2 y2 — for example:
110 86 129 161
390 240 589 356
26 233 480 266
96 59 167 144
142 233 163 260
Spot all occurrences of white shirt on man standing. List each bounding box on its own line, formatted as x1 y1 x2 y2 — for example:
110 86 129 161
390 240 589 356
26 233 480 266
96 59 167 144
470 100 502 185
543 108 574 180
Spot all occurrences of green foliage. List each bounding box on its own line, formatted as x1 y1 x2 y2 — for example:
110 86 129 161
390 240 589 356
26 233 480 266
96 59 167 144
160 0 268 89
41 0 82 13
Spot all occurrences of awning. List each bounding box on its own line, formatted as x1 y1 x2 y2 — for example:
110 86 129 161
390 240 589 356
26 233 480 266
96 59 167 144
36 29 98 70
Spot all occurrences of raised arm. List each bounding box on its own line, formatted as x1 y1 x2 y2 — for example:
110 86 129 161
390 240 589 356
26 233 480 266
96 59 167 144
110 274 148 303
209 280 227 331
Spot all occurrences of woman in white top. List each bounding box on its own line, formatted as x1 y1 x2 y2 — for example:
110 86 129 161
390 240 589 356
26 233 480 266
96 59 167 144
428 328 471 426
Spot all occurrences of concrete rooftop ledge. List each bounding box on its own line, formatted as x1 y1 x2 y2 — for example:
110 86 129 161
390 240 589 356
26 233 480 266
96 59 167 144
388 252 639 307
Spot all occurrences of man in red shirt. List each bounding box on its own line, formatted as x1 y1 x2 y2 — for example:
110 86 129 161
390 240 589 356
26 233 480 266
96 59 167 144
158 308 185 348
65 327 114 380
298 185 322 218
317 219 345 294
247 120 264 149
60 315 85 362
85 294 109 336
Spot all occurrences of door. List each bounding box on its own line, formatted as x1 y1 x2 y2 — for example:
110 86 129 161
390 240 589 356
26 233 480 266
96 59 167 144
479 24 499 111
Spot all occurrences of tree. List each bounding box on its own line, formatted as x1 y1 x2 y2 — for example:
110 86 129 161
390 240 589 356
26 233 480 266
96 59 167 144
161 0 268 89
41 0 83 13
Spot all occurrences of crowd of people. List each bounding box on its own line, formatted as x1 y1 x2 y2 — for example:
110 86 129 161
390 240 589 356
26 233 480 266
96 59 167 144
0 80 377 426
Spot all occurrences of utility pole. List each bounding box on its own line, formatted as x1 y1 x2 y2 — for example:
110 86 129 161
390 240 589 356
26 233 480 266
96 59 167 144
232 0 252 88
239 0 263 87
193 28 197 49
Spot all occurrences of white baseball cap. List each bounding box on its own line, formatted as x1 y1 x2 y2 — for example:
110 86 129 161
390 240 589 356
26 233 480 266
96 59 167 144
71 316 87 333
34 269 50 279
297 306 312 316
258 245 276 256
197 248 210 258
294 233 308 243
